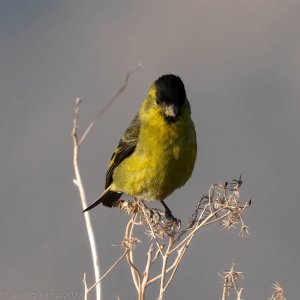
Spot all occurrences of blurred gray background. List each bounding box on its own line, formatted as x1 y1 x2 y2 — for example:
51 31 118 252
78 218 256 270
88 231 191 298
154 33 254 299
1 0 299 299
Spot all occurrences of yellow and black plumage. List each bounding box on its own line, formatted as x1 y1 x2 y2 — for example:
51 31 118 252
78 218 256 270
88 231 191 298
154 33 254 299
84 74 197 219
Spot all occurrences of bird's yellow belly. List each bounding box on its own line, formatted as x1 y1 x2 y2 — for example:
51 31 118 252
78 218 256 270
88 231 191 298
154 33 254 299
111 121 197 201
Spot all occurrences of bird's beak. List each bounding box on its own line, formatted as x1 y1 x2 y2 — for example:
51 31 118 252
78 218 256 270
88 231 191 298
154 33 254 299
164 103 179 118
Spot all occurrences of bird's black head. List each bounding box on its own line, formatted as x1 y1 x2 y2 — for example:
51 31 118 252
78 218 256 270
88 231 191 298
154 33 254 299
154 74 187 123
154 74 186 107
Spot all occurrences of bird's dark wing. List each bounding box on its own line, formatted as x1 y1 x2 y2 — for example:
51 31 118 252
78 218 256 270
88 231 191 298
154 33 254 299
105 114 141 188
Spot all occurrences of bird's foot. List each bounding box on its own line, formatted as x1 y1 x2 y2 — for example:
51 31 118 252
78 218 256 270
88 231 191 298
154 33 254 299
164 210 181 233
165 209 180 223
160 200 181 233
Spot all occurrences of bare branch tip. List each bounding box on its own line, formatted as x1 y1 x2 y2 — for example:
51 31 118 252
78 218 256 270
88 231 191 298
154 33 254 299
131 63 143 73
269 282 286 300
75 97 82 106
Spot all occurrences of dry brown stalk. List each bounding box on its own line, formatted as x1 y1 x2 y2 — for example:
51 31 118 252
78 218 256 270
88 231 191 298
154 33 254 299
269 282 286 300
72 98 102 300
219 262 244 300
96 176 251 300
72 65 141 300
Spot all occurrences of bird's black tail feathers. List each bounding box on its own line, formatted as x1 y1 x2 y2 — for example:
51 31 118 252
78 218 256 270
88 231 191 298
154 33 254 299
83 188 122 212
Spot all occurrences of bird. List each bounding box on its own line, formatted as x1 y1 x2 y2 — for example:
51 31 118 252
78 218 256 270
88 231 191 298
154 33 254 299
83 74 197 221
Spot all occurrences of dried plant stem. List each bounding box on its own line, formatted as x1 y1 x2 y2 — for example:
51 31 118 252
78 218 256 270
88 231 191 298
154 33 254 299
140 244 154 300
170 207 225 254
163 244 187 291
237 288 244 300
72 98 101 300
219 262 244 300
72 66 141 300
114 178 250 300
269 282 286 300
147 258 179 285
83 273 88 300
221 283 227 300
125 214 142 293
88 251 128 292
78 63 142 146
158 238 174 300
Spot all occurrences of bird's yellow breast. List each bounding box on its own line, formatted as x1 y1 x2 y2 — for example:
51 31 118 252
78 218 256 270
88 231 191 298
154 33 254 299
111 97 197 201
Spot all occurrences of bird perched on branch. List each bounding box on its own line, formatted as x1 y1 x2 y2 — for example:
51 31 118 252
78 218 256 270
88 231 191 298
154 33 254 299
84 74 197 221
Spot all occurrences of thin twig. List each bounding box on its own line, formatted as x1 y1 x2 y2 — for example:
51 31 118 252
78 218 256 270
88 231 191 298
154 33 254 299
170 207 225 253
147 256 179 285
175 202 210 242
269 282 286 300
72 98 101 300
88 251 128 293
163 249 185 291
219 262 244 300
158 238 174 300
221 280 227 300
72 66 142 300
79 63 142 145
83 273 88 300
201 211 231 227
125 214 141 292
237 288 244 300
140 244 154 298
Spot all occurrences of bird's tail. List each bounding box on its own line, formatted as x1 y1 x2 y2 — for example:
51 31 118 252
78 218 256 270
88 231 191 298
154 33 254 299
83 186 122 212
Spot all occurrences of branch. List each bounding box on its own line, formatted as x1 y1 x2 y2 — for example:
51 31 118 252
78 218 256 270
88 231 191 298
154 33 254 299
218 262 244 300
78 63 142 145
140 244 154 299
83 273 88 300
72 65 141 300
114 177 250 300
88 251 128 293
124 214 142 292
72 98 102 300
158 238 174 300
269 282 286 300
163 244 187 291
